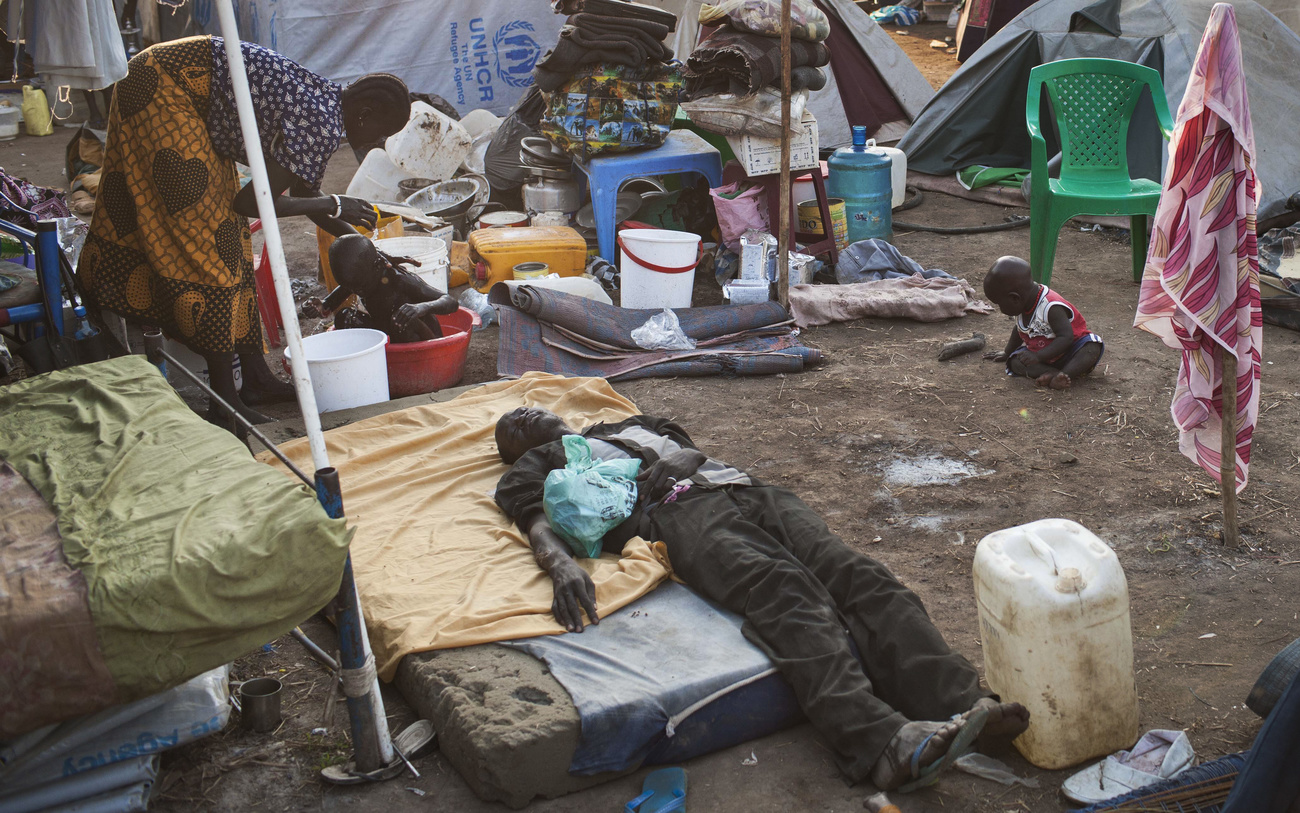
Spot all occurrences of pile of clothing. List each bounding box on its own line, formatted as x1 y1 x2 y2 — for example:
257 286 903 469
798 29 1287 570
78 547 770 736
684 0 831 100
532 3 684 158
534 13 676 92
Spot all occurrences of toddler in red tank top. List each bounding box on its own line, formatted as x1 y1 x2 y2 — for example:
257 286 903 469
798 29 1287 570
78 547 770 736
981 256 1103 390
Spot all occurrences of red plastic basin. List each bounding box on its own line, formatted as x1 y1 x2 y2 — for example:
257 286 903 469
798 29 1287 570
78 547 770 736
385 307 480 398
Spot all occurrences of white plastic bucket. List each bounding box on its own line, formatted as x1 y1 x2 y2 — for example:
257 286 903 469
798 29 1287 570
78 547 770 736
284 328 389 413
617 229 702 310
372 236 450 293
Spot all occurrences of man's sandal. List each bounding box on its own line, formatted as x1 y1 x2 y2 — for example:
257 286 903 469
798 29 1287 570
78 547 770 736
626 766 687 813
897 706 989 793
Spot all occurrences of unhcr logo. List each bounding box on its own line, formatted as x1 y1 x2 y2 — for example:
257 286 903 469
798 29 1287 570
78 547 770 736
493 20 540 89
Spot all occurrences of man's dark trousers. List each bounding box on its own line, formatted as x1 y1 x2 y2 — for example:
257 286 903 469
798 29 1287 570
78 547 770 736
649 484 986 781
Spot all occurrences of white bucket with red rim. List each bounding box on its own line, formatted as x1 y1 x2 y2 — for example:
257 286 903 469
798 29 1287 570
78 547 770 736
617 229 701 310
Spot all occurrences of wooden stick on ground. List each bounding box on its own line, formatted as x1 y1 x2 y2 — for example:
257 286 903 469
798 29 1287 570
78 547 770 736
1219 345 1239 548
776 0 793 308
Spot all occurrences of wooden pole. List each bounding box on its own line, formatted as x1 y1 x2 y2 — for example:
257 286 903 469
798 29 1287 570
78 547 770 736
1219 346 1239 548
777 0 793 308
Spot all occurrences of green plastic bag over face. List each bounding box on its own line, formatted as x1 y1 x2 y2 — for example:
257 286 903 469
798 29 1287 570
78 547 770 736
543 435 641 558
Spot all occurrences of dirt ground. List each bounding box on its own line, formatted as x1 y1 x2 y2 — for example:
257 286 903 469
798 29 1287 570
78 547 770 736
7 29 1299 813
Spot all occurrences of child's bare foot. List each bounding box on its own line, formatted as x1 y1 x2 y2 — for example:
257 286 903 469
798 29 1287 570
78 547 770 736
1048 372 1071 390
1035 372 1056 387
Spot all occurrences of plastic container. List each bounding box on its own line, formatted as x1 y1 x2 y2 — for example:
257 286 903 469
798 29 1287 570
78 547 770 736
384 101 473 182
346 148 413 202
617 229 701 309
21 85 51 137
827 125 893 244
791 161 829 208
384 307 479 397
863 139 908 209
162 336 241 391
0 104 18 141
973 519 1139 770
372 235 449 292
468 226 589 291
285 328 390 413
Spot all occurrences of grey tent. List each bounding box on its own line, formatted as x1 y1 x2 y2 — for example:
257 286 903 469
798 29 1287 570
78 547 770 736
898 0 1300 219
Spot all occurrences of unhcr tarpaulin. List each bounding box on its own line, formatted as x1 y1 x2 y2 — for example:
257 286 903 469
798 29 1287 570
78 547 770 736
201 0 564 115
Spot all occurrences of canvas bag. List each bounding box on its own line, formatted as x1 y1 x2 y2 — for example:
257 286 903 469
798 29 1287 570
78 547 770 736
539 62 683 160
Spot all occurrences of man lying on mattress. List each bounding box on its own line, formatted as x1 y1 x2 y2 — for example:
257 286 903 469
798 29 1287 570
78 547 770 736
493 407 1031 792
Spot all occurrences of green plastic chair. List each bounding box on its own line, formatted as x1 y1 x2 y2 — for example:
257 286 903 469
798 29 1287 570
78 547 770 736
1026 58 1175 285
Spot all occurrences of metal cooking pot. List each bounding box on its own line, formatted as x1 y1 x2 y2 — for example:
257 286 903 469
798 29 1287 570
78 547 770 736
522 176 582 215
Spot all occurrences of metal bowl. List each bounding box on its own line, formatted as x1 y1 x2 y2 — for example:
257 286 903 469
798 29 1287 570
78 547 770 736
404 179 479 217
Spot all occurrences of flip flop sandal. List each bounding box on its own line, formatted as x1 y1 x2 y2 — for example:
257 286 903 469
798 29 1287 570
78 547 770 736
897 707 989 794
626 766 687 813
320 719 437 784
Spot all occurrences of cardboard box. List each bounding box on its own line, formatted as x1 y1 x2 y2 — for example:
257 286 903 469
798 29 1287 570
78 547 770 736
726 111 819 178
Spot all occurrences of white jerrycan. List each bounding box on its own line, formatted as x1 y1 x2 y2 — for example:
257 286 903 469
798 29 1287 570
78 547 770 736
973 519 1138 769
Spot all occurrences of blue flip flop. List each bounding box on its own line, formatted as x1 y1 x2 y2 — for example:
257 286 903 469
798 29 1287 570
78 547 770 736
897 707 990 793
625 767 687 813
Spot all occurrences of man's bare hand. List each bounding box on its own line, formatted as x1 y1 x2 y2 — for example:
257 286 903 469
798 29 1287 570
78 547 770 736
637 448 706 504
550 556 599 632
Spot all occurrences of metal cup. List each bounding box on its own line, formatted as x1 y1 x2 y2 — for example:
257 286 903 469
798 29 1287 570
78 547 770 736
239 677 283 733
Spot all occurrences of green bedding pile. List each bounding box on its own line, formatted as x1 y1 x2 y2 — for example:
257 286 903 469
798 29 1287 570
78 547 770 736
0 356 351 706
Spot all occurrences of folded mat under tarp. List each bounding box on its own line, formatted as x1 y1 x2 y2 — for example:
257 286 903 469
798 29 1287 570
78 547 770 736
0 356 352 738
501 581 803 775
263 373 671 680
489 284 823 380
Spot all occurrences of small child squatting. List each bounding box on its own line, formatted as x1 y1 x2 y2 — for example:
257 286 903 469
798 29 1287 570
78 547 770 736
309 233 458 343
981 256 1103 390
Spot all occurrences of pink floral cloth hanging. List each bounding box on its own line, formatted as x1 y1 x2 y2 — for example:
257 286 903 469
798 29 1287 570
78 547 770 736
1133 3 1261 493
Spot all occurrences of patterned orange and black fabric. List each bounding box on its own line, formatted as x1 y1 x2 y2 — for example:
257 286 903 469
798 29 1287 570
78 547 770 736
79 37 260 355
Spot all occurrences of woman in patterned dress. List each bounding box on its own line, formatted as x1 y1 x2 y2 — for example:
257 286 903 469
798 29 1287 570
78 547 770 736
78 36 410 425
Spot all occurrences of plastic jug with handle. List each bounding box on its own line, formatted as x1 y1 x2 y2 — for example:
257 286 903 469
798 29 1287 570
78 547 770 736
826 125 892 244
973 518 1138 770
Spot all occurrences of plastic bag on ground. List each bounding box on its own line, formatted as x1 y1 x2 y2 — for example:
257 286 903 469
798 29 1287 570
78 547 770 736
680 88 809 139
699 0 830 41
836 238 954 285
631 308 697 350
710 181 769 253
953 753 1041 788
543 435 642 558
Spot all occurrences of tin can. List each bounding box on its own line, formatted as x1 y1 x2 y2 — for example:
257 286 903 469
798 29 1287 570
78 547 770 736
477 210 530 230
797 197 848 251
513 261 551 280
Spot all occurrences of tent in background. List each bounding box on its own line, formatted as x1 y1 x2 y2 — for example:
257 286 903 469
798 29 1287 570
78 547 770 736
956 0 1039 61
897 0 1300 219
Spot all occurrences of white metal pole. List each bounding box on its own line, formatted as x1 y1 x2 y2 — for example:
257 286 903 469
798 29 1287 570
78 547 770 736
213 0 328 471
213 0 393 770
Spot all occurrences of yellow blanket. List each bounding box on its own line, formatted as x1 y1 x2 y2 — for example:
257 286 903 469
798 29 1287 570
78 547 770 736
264 373 669 680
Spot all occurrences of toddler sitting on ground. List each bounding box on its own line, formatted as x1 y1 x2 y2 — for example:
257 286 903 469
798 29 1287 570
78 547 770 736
981 256 1103 390
309 234 457 343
